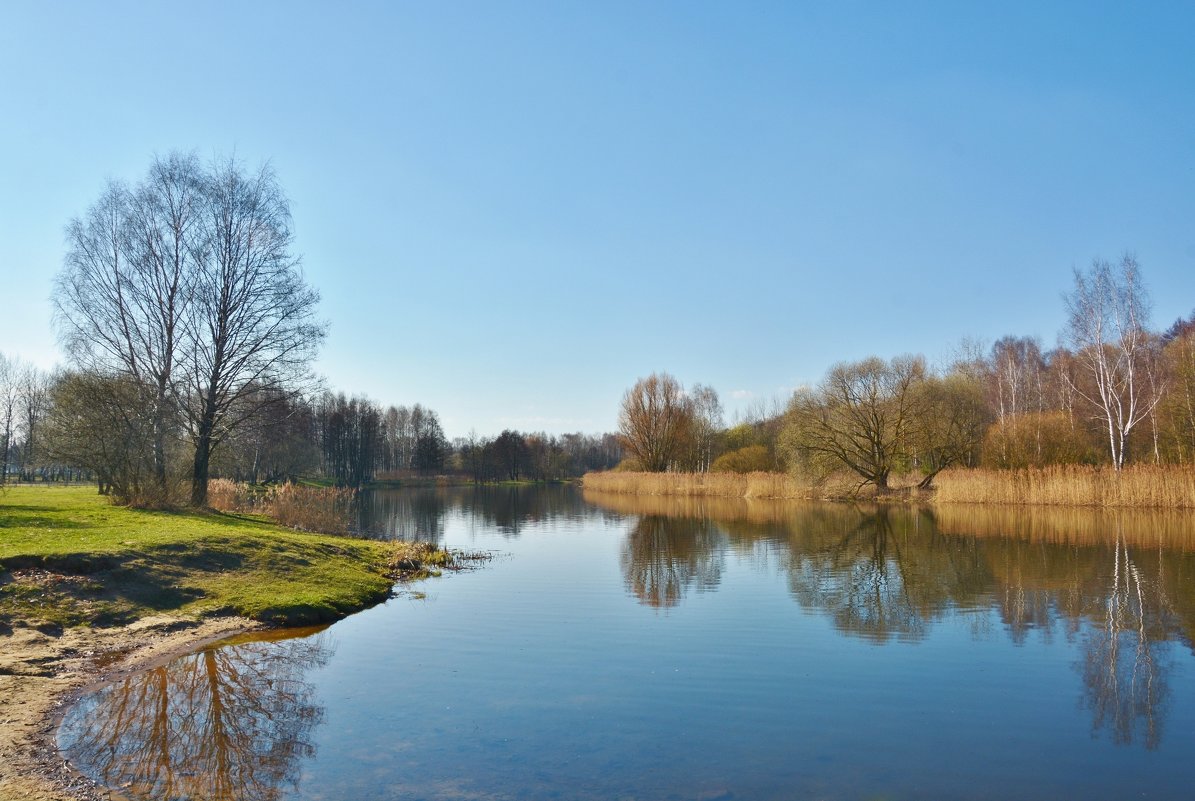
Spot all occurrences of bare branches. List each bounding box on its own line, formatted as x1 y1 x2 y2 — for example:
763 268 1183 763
1064 255 1165 469
618 373 694 472
186 157 326 505
53 152 324 505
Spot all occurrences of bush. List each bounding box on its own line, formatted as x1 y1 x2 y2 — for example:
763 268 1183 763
711 445 773 474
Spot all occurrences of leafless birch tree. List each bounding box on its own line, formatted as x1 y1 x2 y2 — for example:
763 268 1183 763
1063 256 1163 469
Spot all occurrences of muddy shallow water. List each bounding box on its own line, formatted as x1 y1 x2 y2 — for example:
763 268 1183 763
59 486 1195 800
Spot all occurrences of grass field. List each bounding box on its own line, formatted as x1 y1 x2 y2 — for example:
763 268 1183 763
0 485 430 630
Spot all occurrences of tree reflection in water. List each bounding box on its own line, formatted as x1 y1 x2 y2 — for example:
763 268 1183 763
60 629 332 801
588 489 1195 748
778 507 991 642
620 515 725 607
1080 534 1173 749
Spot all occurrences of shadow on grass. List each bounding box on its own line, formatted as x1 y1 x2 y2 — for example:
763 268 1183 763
0 511 92 530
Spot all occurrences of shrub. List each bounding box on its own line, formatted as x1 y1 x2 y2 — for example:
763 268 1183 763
711 445 773 474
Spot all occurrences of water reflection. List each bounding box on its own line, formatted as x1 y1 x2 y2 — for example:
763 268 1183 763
1080 535 1173 749
59 628 332 801
778 507 991 642
59 489 1195 801
358 484 596 541
358 488 448 542
587 489 1195 747
620 515 725 608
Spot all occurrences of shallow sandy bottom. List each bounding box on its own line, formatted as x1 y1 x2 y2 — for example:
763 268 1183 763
0 616 260 801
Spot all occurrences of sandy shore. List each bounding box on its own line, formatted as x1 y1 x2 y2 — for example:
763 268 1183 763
0 615 261 801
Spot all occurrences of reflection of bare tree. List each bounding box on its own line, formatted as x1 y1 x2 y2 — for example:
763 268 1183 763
785 509 922 641
781 508 991 643
60 630 332 801
620 515 726 608
1080 535 1172 749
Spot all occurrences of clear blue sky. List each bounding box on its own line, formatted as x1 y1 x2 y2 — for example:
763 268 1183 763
2 1 1193 437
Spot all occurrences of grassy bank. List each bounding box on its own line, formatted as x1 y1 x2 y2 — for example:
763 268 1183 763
0 485 442 631
933 465 1195 508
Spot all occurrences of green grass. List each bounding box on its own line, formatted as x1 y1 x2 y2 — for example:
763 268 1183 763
0 485 405 630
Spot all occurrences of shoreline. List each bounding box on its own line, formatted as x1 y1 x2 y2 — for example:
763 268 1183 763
582 466 1195 509
0 485 464 801
1 614 262 801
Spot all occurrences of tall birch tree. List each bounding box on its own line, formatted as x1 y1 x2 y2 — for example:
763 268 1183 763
1063 256 1163 469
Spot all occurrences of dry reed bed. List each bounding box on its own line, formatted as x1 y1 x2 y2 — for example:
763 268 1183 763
587 465 1195 510
582 488 807 525
933 465 1195 509
583 471 815 500
208 479 357 534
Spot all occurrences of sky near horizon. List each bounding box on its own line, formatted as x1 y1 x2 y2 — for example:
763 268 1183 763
2 1 1193 438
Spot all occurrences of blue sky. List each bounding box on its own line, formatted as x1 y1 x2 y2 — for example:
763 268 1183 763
2 1 1193 436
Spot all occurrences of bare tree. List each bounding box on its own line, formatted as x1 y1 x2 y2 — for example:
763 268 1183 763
618 373 694 472
781 355 926 491
688 383 723 472
0 353 19 485
1063 255 1163 469
185 158 325 505
910 370 989 487
55 153 203 494
17 364 50 480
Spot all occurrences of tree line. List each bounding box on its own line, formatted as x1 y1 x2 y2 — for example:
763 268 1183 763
0 357 621 497
1 152 621 505
618 256 1195 490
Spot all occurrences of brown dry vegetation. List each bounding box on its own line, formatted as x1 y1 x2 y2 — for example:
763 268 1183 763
933 465 1195 509
582 488 811 525
207 479 357 534
582 470 927 501
587 463 1195 510
584 470 810 499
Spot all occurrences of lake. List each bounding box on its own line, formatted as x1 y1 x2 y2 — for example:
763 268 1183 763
58 485 1195 800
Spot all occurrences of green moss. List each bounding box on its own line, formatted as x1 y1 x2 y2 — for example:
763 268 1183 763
0 485 404 630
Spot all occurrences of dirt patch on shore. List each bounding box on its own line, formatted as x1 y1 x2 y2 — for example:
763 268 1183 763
0 615 260 801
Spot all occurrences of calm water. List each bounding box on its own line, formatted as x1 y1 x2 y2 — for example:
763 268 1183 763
59 486 1195 800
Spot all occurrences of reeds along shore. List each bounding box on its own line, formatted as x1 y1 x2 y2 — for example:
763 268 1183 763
933 465 1195 509
584 465 1195 510
581 470 815 500
208 479 358 534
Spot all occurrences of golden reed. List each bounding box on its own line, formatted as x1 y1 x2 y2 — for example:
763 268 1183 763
933 465 1195 509
582 470 814 500
586 465 1195 510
